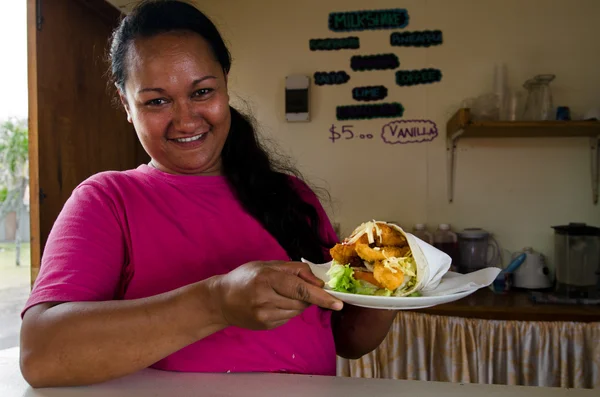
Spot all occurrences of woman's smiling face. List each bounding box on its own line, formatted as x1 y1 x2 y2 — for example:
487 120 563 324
120 30 231 176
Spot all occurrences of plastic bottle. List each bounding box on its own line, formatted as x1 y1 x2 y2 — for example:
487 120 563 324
433 224 459 272
412 223 433 244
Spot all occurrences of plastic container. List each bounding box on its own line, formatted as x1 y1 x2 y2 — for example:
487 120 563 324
412 223 433 244
433 224 459 272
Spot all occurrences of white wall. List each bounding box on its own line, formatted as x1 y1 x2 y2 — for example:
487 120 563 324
189 0 600 272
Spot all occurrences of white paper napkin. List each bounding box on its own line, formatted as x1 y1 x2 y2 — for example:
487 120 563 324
421 267 502 296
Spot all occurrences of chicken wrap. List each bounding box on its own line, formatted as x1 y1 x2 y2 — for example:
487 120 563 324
327 220 437 297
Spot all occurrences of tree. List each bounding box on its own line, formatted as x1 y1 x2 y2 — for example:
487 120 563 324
0 117 29 266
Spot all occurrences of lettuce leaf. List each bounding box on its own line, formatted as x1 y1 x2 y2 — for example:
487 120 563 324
326 263 392 296
326 263 361 293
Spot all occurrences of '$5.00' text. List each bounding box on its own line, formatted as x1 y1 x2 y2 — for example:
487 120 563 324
329 124 374 143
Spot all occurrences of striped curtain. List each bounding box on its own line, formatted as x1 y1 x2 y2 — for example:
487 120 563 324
337 312 600 389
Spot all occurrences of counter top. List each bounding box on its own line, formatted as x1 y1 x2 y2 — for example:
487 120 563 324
1 354 597 396
416 288 600 322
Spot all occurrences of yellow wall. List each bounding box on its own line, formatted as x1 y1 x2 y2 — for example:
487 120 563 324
194 0 600 272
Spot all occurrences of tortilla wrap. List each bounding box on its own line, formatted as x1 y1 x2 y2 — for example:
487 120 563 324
333 220 451 296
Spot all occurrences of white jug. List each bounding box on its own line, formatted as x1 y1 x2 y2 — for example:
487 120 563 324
512 247 553 289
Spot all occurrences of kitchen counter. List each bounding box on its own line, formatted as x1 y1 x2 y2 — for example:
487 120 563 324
0 354 597 397
415 288 600 322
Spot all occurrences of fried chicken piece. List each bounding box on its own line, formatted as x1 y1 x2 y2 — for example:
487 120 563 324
355 244 411 262
373 261 405 291
376 224 407 246
355 234 370 244
330 243 358 265
351 223 407 247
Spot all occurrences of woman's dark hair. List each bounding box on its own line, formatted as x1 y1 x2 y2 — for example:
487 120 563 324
108 0 333 262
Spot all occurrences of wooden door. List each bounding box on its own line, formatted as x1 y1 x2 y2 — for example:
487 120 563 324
27 0 149 285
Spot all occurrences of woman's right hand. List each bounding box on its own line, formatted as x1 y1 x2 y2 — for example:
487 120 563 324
211 261 343 330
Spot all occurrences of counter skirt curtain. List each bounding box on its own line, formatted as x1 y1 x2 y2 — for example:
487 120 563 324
337 312 600 389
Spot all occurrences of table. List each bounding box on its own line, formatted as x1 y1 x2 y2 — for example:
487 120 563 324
0 356 597 396
416 288 600 322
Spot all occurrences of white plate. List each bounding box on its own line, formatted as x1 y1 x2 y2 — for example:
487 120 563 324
308 263 477 310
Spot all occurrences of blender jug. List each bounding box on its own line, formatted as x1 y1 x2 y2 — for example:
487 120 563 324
457 228 500 273
552 223 600 299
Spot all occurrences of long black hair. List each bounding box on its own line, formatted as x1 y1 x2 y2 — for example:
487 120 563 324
108 0 332 263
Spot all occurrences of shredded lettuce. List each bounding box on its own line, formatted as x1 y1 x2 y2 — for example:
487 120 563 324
392 275 419 297
381 255 417 278
374 289 393 297
356 280 379 295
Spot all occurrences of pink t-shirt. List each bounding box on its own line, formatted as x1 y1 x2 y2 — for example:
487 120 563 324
23 164 338 375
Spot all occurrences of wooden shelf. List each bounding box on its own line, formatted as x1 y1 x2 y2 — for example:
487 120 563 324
447 108 600 139
446 108 600 204
413 288 600 323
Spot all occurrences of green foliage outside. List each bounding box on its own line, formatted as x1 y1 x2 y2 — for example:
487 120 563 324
0 117 29 266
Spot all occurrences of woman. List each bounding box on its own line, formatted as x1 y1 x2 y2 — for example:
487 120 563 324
19 0 399 388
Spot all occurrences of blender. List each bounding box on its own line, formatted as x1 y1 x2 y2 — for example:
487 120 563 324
457 228 500 273
552 223 600 299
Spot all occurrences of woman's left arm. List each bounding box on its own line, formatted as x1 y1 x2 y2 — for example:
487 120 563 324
331 306 398 359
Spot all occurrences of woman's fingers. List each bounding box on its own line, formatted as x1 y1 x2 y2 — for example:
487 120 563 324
272 295 311 311
269 271 343 311
295 268 325 287
273 261 325 287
